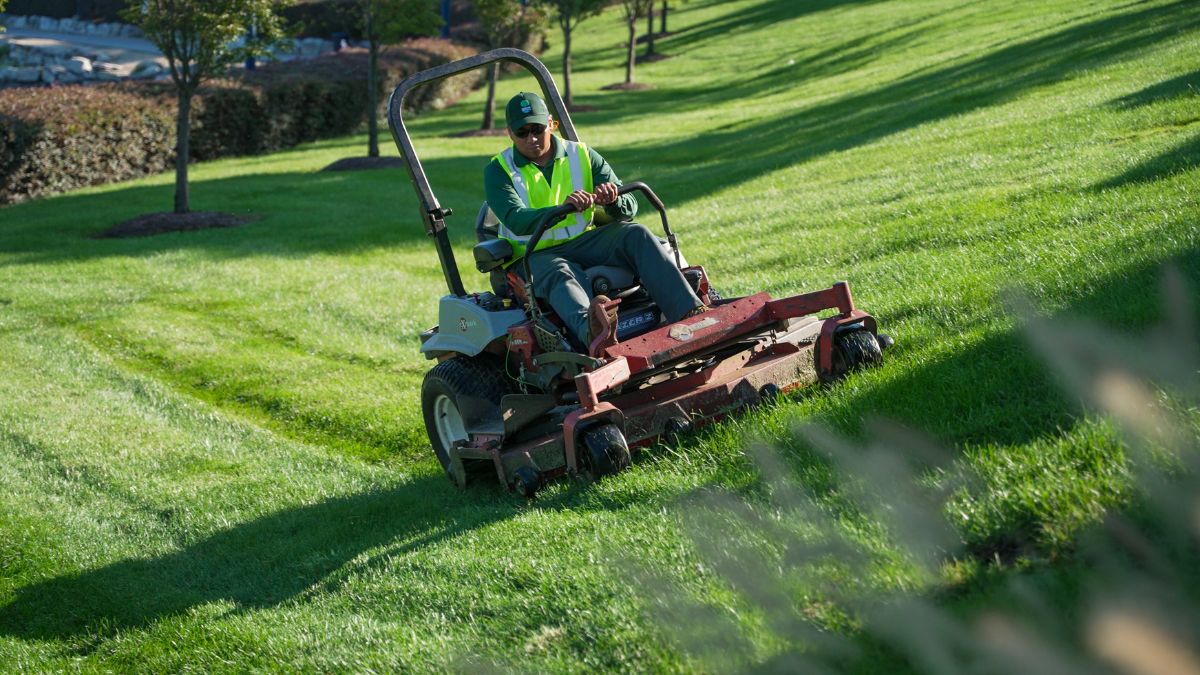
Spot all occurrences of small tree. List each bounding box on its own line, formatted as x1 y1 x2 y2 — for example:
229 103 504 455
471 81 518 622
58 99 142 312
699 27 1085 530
475 0 545 131
353 0 441 157
124 0 287 214
619 0 653 85
538 0 607 107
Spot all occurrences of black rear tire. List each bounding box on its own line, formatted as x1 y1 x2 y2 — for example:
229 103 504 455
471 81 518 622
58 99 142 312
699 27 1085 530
421 356 513 485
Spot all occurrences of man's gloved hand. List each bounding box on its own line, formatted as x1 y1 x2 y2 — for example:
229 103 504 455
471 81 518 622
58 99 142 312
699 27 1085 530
593 182 619 205
565 189 595 212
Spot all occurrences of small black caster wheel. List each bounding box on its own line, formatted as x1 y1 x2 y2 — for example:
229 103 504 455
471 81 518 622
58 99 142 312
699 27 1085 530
824 329 884 382
664 417 693 444
581 423 631 481
512 466 541 499
877 333 895 351
759 383 781 403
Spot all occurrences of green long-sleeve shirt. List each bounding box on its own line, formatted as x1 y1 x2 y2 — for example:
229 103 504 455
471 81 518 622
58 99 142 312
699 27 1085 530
483 136 638 235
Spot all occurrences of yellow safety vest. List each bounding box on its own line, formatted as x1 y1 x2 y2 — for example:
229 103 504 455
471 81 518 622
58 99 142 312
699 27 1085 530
494 139 594 261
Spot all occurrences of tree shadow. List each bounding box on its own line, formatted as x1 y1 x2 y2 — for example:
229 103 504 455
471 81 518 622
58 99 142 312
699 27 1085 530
1092 131 1200 190
649 0 883 57
793 240 1200 451
1110 67 1200 108
597 0 1200 203
562 12 932 129
0 156 489 267
0 465 514 647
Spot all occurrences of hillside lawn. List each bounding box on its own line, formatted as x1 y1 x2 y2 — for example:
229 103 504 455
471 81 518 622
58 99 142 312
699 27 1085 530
1 0 1198 670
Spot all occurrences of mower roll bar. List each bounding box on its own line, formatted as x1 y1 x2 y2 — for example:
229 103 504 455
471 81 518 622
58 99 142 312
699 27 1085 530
387 48 579 298
521 182 681 299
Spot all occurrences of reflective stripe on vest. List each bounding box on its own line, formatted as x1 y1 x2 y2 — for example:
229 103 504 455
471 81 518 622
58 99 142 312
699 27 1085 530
494 139 594 258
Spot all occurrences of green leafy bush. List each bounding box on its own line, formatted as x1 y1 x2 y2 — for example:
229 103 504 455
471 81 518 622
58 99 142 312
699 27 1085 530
185 38 479 159
0 85 175 205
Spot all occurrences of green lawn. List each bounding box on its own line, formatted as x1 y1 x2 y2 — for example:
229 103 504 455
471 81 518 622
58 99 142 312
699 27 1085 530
1 0 1198 670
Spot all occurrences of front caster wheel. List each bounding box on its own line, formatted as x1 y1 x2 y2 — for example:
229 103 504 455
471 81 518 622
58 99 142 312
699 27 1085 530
580 424 631 481
512 466 542 499
823 329 884 383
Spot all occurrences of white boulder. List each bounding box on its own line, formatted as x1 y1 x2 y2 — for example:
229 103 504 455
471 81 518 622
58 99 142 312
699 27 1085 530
67 56 93 75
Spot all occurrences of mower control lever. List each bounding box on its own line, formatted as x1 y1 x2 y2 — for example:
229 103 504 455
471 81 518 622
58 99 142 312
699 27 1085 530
616 182 680 269
521 182 682 307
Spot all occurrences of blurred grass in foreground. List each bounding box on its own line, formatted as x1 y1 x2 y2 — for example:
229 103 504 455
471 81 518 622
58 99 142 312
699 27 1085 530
645 268 1200 673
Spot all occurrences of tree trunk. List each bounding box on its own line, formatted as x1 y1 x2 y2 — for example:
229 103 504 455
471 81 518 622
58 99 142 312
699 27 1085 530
482 63 498 130
367 37 380 157
562 24 573 106
625 16 636 84
661 0 668 33
646 9 655 56
174 90 191 214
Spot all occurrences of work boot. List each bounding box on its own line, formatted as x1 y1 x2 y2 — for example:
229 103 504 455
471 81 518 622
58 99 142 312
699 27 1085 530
587 295 621 357
683 304 710 319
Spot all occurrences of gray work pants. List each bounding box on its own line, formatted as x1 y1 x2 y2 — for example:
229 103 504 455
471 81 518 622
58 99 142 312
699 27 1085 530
519 222 702 344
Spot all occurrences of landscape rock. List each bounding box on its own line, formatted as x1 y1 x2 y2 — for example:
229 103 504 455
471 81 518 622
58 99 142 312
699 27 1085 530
12 66 39 83
67 56 93 74
56 69 80 84
95 70 120 81
130 60 162 79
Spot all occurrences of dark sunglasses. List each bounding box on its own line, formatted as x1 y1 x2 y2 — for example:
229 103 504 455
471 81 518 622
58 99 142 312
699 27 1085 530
515 124 547 139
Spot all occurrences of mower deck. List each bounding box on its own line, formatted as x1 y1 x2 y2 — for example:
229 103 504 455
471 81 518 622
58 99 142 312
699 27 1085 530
447 282 877 490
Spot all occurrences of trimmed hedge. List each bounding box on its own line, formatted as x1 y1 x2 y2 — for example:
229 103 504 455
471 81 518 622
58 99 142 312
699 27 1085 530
186 39 480 160
0 85 175 205
0 38 480 205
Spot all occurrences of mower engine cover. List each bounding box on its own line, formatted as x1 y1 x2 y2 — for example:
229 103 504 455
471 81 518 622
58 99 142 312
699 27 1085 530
421 294 525 359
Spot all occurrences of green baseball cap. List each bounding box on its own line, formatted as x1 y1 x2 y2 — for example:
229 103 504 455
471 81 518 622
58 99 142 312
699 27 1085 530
505 92 550 132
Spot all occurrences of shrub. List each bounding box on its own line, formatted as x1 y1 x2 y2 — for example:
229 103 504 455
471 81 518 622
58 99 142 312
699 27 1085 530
0 85 174 205
0 37 482 205
186 38 479 160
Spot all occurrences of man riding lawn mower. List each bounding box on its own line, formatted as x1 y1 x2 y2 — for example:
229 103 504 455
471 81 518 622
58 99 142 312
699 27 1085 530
388 49 892 497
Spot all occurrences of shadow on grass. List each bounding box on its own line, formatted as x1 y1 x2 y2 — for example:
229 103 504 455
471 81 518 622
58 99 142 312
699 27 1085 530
1093 130 1200 190
656 0 883 57
599 0 1200 201
803 245 1200 450
0 470 515 647
1110 67 1200 108
0 154 491 266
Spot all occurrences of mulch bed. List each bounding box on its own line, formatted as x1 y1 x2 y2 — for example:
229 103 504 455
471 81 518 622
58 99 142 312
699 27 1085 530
600 82 655 91
322 157 407 171
95 211 261 239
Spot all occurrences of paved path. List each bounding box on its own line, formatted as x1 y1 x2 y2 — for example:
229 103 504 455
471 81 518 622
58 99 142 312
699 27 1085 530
1 28 165 76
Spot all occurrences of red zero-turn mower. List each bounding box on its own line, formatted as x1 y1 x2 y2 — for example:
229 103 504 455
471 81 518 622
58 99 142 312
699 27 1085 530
388 49 892 496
